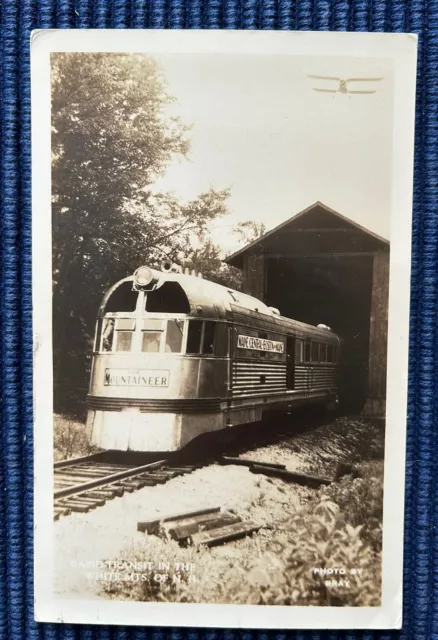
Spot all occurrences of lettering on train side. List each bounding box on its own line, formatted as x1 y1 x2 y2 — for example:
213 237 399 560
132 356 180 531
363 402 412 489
104 369 169 387
237 334 285 353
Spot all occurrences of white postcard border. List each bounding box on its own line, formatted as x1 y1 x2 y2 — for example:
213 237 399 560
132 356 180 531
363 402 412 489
32 29 417 629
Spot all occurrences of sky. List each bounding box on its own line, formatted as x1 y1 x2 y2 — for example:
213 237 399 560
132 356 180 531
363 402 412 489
152 53 394 256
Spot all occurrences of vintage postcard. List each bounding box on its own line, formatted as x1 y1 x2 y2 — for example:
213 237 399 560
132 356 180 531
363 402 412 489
32 30 417 629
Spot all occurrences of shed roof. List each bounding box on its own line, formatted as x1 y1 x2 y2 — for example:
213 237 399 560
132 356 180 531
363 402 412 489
225 201 389 269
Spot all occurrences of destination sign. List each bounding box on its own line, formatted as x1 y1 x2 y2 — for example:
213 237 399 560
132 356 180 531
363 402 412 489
104 369 169 387
237 334 284 353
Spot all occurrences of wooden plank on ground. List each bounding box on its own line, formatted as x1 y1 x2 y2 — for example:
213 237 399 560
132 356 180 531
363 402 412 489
249 464 332 487
191 521 261 547
165 513 242 543
138 507 221 534
221 456 286 470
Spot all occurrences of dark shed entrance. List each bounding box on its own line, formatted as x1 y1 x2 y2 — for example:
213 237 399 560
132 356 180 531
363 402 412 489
225 202 390 417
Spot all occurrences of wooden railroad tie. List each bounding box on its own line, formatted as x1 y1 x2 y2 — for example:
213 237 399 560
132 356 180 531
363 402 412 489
138 507 261 547
220 456 286 470
220 455 333 487
249 464 332 487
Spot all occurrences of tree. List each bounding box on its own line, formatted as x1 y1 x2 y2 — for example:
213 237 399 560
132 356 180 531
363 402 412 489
233 220 267 246
182 239 243 290
51 53 235 413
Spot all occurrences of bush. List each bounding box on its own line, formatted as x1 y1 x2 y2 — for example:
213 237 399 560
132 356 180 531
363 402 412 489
255 497 381 606
53 414 95 461
100 495 381 607
321 460 383 550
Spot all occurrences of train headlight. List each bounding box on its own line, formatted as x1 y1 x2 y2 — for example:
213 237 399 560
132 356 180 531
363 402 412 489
134 266 154 288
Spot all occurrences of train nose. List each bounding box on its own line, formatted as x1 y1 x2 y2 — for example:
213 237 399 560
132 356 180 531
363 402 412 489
88 408 182 452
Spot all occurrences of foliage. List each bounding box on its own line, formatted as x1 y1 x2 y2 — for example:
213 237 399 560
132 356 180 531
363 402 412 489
321 460 384 550
51 53 239 413
255 498 381 607
53 414 95 461
185 239 243 289
233 220 267 246
102 494 381 607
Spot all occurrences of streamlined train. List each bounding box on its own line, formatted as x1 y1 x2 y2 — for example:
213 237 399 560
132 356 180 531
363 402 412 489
87 263 341 452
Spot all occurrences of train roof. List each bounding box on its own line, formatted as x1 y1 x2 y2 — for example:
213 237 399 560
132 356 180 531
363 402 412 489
102 269 340 344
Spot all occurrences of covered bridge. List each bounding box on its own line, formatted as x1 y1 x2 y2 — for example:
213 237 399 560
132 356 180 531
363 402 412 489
225 202 390 418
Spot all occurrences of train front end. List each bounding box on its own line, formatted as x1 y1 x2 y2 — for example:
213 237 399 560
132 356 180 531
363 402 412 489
87 266 229 452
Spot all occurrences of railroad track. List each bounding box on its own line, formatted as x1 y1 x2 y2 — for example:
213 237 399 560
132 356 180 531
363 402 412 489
53 453 197 520
54 411 333 521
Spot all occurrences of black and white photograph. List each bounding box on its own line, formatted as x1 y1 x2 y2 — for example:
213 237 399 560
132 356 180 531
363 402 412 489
32 30 417 629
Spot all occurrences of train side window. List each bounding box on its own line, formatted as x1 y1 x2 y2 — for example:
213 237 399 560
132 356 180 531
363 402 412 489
94 319 103 352
304 341 311 362
165 320 184 353
102 318 115 352
186 320 203 354
214 323 228 356
320 344 327 363
142 318 164 353
295 339 303 362
202 321 216 355
327 345 336 363
311 342 319 362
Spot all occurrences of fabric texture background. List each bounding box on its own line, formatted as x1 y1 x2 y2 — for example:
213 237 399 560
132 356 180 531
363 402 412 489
0 0 437 638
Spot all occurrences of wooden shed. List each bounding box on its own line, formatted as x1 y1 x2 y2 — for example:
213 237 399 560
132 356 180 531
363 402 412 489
225 202 390 418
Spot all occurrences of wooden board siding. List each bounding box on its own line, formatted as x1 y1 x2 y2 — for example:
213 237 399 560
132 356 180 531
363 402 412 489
244 253 265 300
363 250 390 417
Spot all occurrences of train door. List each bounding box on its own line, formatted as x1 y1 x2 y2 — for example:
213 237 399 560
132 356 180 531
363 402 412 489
286 336 295 390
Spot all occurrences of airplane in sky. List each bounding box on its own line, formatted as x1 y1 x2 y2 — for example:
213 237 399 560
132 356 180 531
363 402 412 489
307 75 383 94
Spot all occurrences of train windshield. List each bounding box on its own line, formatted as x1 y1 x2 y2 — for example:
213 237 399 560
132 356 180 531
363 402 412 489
145 282 190 314
96 316 226 356
141 318 183 353
97 280 225 355
97 317 185 354
104 281 138 312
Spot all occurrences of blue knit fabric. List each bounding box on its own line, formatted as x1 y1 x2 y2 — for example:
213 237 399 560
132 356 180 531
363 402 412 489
0 1 437 638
